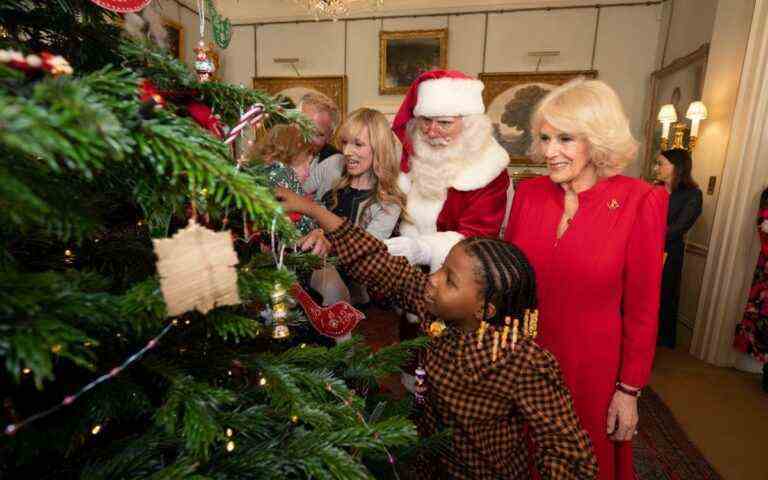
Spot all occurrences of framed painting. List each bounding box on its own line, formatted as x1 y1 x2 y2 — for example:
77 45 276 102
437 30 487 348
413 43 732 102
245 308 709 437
162 19 183 60
252 76 347 119
479 70 598 165
379 29 448 95
643 43 709 178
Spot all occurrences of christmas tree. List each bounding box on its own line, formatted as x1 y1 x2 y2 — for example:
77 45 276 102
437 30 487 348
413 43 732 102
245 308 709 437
0 1 423 478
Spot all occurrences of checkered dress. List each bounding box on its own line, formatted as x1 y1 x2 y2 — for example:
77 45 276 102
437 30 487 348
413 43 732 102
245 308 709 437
327 223 598 479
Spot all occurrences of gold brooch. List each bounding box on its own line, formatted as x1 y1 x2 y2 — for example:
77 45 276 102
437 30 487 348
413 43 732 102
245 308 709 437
608 199 620 210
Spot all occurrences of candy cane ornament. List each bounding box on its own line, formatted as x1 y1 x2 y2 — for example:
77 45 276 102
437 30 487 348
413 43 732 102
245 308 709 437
224 104 265 145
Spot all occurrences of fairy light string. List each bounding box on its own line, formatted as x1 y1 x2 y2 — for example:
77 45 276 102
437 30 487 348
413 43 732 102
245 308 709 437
322 382 400 478
4 321 175 436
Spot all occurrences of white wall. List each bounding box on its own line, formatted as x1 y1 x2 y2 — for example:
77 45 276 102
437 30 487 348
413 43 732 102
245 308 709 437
662 0 719 67
220 26 255 87
239 3 663 179
594 6 665 178
679 0 755 342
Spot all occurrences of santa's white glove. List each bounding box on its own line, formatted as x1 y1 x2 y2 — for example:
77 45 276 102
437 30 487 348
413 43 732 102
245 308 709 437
384 236 432 266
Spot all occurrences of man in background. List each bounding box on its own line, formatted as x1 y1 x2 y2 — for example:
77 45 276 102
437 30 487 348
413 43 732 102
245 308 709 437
299 92 341 163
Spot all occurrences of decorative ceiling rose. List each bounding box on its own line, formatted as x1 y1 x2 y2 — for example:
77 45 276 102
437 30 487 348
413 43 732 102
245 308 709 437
294 0 384 20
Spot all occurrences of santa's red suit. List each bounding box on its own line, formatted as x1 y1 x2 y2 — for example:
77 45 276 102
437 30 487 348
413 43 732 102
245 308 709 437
389 70 511 271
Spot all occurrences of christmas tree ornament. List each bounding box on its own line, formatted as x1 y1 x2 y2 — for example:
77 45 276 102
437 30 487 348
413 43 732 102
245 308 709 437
224 104 264 145
138 79 165 110
270 282 290 339
206 0 232 49
89 0 152 13
187 100 224 138
153 219 240 317
0 50 73 76
194 40 216 83
290 283 363 338
193 0 216 82
414 367 426 404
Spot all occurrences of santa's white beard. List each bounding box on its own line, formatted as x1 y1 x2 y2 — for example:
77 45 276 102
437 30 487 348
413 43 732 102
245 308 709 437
410 136 465 200
407 115 493 200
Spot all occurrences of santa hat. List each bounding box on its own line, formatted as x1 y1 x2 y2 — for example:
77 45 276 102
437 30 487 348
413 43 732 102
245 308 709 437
391 70 485 172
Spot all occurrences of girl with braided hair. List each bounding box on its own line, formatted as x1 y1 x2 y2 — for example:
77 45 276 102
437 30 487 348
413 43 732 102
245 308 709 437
275 186 597 479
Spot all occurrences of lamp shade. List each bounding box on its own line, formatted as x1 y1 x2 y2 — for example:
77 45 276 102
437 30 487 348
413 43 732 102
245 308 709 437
686 101 708 120
658 104 678 123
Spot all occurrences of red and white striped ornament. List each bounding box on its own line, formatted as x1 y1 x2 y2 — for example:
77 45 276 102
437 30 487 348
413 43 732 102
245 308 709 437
224 104 265 145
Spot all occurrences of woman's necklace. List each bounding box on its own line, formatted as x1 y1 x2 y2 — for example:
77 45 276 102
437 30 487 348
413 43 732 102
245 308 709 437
557 190 579 239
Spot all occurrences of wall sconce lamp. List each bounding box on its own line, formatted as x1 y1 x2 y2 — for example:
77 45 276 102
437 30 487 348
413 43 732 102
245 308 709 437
657 101 707 151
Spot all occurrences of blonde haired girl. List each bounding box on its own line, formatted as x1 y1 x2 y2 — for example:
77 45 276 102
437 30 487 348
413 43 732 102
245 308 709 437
305 107 405 234
302 108 406 318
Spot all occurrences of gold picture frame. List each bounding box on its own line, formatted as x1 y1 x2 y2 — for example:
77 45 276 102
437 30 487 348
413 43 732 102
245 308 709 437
252 76 348 119
642 43 709 178
479 70 598 165
162 19 184 60
379 29 448 95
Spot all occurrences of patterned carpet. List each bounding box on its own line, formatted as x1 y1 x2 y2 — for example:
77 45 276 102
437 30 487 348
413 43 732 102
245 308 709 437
358 306 722 479
635 388 722 479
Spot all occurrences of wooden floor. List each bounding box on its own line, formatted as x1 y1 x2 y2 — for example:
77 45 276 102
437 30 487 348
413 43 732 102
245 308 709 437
649 337 768 480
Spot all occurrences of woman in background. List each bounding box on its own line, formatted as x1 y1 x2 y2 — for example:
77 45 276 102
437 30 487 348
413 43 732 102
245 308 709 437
504 78 668 480
653 148 703 348
302 107 406 314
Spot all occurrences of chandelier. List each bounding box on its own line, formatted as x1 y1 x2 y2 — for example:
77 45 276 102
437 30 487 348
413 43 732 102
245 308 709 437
295 0 384 20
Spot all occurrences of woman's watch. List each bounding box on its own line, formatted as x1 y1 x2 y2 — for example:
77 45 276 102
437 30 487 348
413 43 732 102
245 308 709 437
615 382 642 397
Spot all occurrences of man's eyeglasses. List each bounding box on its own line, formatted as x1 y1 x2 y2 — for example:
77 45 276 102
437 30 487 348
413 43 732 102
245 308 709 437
417 116 458 134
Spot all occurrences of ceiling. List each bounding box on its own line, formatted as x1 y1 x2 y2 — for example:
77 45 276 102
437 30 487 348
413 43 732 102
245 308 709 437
178 0 661 24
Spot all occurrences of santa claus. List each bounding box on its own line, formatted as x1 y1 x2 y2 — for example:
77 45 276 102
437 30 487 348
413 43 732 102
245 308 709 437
385 70 512 272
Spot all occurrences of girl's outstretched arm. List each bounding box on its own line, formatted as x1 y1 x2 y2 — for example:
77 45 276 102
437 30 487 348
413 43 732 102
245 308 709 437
275 186 344 233
276 187 433 325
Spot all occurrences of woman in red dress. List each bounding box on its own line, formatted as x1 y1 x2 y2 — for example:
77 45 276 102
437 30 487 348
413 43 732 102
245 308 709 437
504 79 668 480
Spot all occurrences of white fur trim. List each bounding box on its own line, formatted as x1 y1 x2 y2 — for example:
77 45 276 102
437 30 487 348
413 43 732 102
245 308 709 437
397 172 411 194
401 188 443 236
414 78 485 117
451 139 509 191
398 139 509 237
419 231 465 272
